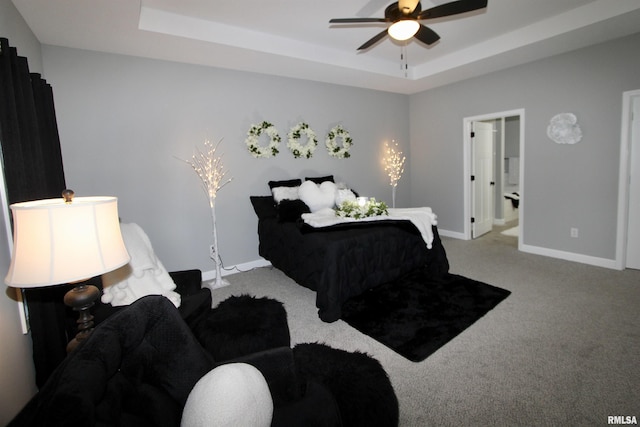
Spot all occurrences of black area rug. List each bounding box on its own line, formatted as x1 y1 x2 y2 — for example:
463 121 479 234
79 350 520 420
341 269 511 362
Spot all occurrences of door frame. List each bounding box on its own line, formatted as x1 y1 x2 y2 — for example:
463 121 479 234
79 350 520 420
463 108 525 246
615 89 640 269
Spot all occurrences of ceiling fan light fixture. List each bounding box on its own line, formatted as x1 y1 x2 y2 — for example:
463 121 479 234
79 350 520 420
388 20 420 41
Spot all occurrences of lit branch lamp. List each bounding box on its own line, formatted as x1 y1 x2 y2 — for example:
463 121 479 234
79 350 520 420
383 140 406 208
4 190 130 352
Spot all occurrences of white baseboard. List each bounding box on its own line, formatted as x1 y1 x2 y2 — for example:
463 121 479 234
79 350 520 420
438 229 467 240
434 229 619 270
519 243 619 270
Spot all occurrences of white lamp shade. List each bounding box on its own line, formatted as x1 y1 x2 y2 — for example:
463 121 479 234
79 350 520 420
5 196 130 288
388 20 420 41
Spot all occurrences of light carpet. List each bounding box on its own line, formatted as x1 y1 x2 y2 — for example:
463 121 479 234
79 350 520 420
211 231 640 426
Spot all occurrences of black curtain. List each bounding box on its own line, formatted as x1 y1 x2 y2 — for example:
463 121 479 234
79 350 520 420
0 38 69 387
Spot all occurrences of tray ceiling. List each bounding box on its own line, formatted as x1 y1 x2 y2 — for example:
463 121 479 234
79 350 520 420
11 0 640 94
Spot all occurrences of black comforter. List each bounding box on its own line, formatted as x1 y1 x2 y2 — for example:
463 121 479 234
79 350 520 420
251 196 449 322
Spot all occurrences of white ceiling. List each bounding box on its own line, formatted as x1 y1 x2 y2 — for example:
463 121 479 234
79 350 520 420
11 0 640 94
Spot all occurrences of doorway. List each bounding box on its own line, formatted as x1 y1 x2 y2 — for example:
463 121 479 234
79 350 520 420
616 89 640 269
463 109 525 249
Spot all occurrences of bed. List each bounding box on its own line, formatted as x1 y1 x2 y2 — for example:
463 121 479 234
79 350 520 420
250 177 450 322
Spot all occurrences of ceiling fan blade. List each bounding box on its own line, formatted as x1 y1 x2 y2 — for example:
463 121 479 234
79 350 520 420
358 29 390 50
330 17 388 23
417 0 487 20
414 25 440 45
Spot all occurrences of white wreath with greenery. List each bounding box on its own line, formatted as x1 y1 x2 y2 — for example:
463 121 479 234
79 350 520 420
246 121 281 158
325 125 353 159
287 122 318 159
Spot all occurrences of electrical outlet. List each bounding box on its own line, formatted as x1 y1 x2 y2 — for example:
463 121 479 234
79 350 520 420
570 227 579 238
209 244 216 259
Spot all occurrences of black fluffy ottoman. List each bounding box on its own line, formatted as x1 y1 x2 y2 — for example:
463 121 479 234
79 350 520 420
193 294 291 361
293 342 399 427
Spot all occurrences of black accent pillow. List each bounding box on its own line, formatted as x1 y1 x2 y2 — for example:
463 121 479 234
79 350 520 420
277 199 310 222
305 175 334 184
268 179 302 189
250 196 277 220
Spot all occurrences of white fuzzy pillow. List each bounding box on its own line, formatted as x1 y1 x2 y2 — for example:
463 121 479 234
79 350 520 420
335 188 356 206
181 363 273 427
298 180 337 212
271 186 299 204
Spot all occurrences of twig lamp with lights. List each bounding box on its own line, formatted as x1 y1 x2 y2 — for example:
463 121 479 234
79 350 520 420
383 140 406 208
179 138 232 290
4 190 130 352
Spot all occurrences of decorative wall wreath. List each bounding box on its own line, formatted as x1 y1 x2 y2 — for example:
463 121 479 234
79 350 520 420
246 121 281 158
325 125 353 159
287 122 318 159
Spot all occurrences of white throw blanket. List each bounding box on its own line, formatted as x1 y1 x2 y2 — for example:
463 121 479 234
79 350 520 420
301 207 438 249
101 223 181 307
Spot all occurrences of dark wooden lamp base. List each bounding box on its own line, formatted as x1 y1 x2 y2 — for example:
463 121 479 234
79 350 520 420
63 282 101 353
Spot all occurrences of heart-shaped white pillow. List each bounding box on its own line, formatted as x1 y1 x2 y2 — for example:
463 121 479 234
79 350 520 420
298 180 337 212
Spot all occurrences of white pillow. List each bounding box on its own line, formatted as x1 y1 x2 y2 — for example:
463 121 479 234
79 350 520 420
181 363 273 427
298 180 337 212
271 186 299 204
335 188 356 206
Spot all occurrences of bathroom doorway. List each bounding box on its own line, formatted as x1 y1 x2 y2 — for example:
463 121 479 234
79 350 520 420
463 109 525 249
617 89 640 269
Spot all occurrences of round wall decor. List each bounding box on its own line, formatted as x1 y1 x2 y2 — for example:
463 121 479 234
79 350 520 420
547 113 582 145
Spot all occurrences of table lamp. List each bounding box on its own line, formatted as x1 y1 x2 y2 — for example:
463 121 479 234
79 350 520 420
4 190 130 352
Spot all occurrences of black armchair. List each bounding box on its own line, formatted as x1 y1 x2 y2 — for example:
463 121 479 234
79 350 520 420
23 269 211 389
10 296 214 426
14 280 398 426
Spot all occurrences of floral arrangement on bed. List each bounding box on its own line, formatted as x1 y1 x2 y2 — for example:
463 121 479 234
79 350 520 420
336 198 388 219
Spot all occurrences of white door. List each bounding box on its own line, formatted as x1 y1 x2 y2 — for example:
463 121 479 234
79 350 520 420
471 121 495 238
626 95 640 269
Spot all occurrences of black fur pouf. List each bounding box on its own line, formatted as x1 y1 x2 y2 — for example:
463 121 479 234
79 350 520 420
193 294 291 361
293 342 399 427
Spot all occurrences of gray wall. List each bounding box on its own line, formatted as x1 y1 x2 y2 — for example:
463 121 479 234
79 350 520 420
42 33 640 270
42 46 410 273
0 0 41 422
409 33 640 262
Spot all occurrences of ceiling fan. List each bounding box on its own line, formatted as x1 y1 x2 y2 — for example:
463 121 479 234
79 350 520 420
329 0 488 51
